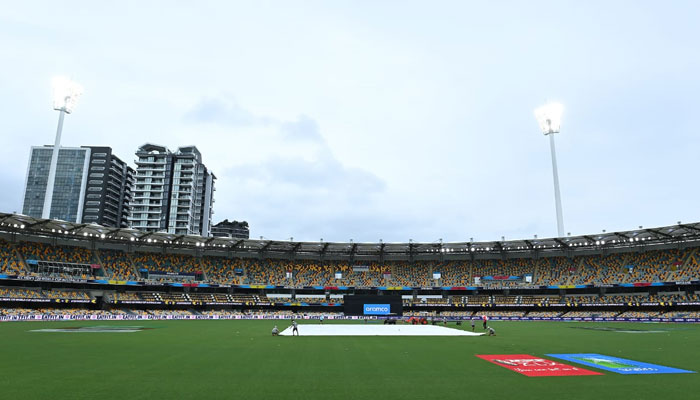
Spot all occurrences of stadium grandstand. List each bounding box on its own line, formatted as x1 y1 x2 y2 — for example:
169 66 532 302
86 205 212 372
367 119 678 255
0 212 699 323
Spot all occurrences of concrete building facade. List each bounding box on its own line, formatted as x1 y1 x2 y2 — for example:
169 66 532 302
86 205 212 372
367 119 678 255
21 145 134 227
129 144 215 236
211 219 250 239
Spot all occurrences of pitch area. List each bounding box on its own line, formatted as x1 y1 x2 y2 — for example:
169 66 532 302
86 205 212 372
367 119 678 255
1 320 698 400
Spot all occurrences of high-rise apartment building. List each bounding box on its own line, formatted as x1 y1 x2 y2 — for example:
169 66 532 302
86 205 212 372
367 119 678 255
22 146 90 222
81 147 135 227
129 144 215 236
211 219 250 239
21 145 134 226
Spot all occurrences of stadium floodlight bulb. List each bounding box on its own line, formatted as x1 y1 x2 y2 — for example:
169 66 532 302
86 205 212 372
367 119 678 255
52 76 83 113
534 102 564 135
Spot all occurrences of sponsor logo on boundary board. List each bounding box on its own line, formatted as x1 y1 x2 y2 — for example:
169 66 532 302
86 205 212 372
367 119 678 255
547 354 695 374
363 304 391 315
476 355 602 377
30 326 152 333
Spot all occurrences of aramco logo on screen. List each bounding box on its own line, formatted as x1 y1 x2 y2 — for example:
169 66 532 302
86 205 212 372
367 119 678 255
364 304 391 315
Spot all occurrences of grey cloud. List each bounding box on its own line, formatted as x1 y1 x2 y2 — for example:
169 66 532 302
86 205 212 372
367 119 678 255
190 96 387 239
219 155 388 241
184 97 324 144
280 115 324 142
225 155 385 195
183 97 264 126
186 95 384 193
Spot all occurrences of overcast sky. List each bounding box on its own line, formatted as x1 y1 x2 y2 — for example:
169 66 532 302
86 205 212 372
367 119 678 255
1 1 698 242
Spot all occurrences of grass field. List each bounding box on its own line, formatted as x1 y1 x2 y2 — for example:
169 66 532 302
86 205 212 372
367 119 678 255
1 319 699 400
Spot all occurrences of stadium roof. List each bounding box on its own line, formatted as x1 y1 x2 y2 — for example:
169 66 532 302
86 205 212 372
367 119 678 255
1 212 700 259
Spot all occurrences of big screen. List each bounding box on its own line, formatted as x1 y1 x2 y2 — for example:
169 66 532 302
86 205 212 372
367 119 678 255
344 295 403 316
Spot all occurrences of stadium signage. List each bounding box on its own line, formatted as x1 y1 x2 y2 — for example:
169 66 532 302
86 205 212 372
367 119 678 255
363 304 391 315
548 354 695 374
0 298 51 302
413 303 450 307
7 275 90 283
476 355 602 377
30 326 150 333
2 298 78 304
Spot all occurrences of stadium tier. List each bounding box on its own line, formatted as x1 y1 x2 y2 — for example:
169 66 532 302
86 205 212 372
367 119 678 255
98 249 138 281
1 239 699 288
1 215 699 323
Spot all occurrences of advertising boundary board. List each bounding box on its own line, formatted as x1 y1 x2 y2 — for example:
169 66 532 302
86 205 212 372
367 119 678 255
476 354 602 377
547 354 695 375
2 314 700 323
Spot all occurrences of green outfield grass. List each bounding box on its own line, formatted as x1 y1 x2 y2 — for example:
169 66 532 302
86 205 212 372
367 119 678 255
1 319 698 400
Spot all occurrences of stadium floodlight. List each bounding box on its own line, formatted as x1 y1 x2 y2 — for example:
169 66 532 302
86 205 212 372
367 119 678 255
534 101 565 237
535 102 563 135
52 76 83 114
42 76 84 219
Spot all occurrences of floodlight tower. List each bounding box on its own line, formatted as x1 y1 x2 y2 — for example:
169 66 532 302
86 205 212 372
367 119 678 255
42 76 83 219
534 102 565 237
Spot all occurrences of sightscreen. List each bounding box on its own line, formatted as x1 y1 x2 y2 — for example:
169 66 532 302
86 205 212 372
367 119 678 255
344 295 403 316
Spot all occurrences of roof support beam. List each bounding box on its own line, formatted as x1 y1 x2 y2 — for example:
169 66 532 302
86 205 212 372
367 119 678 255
27 219 51 229
681 224 700 233
138 231 156 241
646 228 672 238
104 227 122 238
66 224 87 233
171 235 185 244
320 242 329 256
615 232 630 240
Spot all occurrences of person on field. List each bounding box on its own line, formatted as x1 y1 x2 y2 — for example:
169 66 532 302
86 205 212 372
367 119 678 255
482 314 488 330
487 326 496 336
470 317 476 331
291 319 299 336
271 325 279 336
319 315 324 324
